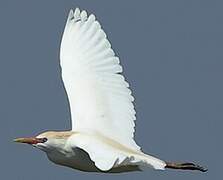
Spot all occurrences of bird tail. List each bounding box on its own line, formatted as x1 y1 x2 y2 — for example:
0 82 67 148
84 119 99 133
134 153 166 171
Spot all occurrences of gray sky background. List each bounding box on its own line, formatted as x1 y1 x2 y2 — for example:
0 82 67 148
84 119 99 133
0 0 221 179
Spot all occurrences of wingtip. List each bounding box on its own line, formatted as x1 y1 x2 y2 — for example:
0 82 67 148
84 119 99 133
80 10 88 21
69 9 74 15
74 7 81 17
74 7 80 13
67 7 83 23
66 9 74 22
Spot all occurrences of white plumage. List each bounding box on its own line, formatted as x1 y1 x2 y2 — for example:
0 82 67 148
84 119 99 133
60 8 139 150
14 8 207 174
59 8 165 171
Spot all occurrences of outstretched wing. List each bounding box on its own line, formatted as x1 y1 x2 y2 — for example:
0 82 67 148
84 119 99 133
60 8 140 151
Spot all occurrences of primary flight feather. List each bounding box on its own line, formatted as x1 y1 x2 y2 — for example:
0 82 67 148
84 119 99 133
14 8 207 173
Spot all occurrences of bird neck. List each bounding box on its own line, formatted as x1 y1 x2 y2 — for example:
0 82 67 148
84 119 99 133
37 131 76 153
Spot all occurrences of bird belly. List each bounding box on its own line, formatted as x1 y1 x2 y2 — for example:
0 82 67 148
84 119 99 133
47 147 100 172
46 146 140 173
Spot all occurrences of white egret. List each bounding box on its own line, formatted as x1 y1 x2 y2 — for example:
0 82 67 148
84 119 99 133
14 8 207 173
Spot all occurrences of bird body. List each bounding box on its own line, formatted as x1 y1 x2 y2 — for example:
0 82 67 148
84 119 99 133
14 8 207 174
35 131 165 172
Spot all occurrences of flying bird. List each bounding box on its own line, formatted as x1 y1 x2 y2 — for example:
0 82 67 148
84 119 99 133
14 8 207 173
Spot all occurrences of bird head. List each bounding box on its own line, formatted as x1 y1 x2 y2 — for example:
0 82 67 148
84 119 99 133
14 131 73 152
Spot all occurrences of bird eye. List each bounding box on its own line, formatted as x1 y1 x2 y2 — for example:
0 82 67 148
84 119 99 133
42 138 48 143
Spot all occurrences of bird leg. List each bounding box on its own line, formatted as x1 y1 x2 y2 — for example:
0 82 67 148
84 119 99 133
165 162 208 172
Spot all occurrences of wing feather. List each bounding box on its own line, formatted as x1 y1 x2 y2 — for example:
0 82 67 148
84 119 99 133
60 8 140 151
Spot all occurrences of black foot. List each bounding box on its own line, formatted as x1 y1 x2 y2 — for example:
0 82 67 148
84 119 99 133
165 162 208 172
